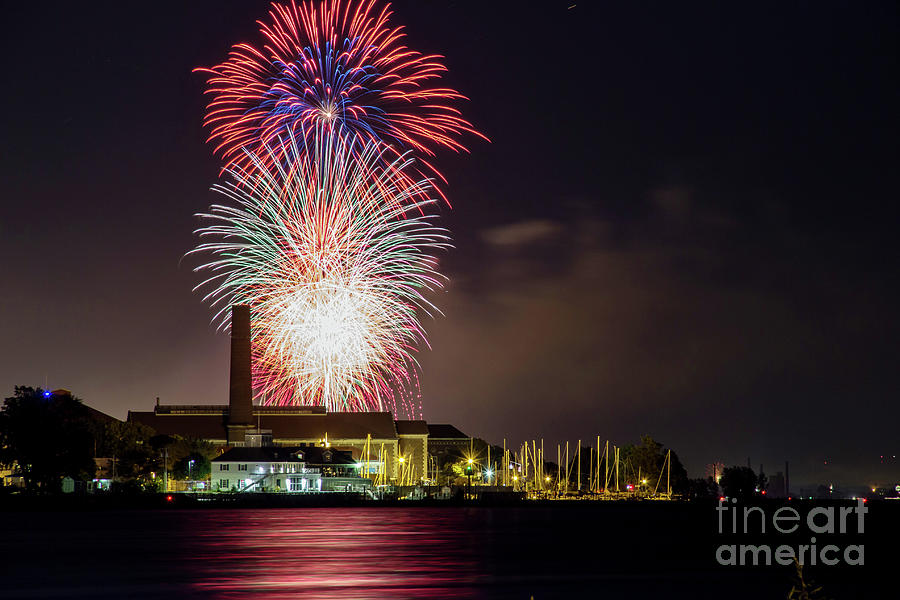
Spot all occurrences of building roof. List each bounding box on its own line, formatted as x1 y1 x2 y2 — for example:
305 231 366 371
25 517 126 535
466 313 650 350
395 420 429 435
213 445 356 465
128 408 398 442
84 404 121 425
427 424 469 439
44 391 119 425
210 446 304 463
213 446 303 463
256 411 398 440
128 411 229 440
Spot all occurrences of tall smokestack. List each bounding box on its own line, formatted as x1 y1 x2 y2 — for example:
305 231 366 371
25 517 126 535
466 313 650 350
227 304 253 442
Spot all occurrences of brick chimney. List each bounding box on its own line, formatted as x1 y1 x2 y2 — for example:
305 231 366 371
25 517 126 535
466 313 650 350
227 304 254 443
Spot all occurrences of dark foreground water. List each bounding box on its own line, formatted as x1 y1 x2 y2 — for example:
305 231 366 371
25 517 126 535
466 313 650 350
0 503 892 598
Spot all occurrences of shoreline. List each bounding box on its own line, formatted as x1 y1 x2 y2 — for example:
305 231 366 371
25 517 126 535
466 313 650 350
1 492 895 511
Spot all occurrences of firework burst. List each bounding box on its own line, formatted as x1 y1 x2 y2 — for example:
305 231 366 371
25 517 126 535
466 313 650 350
192 130 449 413
196 0 484 187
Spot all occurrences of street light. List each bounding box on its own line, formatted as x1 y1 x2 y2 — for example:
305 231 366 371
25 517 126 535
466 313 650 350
188 459 195 488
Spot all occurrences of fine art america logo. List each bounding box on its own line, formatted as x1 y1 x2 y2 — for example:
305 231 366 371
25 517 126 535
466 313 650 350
715 499 866 566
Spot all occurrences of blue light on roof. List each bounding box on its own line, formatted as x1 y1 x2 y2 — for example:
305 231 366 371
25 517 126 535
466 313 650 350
43 391 51 398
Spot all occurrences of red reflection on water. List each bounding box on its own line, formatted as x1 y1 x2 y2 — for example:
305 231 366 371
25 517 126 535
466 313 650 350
184 508 483 599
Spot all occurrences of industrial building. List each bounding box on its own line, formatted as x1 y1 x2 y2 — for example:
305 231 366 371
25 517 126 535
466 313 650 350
128 305 469 486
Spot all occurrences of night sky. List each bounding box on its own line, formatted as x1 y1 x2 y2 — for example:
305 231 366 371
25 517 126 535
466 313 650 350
2 1 897 487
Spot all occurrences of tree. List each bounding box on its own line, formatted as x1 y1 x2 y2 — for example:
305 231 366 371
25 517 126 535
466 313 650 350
720 466 758 499
0 387 97 492
169 438 217 480
683 476 720 499
96 420 156 481
619 435 689 493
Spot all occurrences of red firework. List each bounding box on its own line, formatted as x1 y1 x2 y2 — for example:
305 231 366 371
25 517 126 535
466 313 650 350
196 0 484 189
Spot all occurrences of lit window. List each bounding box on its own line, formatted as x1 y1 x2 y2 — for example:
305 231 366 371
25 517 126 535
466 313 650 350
219 464 229 471
219 479 228 489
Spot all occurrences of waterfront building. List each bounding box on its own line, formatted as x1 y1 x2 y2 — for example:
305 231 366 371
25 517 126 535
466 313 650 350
211 444 370 493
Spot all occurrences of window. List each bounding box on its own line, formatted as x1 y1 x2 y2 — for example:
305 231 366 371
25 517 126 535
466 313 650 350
289 477 304 492
238 464 248 471
219 479 228 489
219 464 229 471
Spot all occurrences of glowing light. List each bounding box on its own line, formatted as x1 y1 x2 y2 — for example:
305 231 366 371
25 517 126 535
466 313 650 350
398 457 405 464
42 391 51 398
192 129 449 413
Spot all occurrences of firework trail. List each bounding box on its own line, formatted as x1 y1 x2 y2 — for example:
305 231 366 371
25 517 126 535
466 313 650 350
196 0 485 192
192 129 449 413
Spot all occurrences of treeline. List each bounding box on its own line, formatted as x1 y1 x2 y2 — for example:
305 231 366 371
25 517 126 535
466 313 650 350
0 386 215 494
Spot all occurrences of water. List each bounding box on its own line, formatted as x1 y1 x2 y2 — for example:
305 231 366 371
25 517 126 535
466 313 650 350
0 504 888 598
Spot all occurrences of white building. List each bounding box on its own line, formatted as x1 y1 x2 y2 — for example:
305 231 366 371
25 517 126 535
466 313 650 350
211 445 371 493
